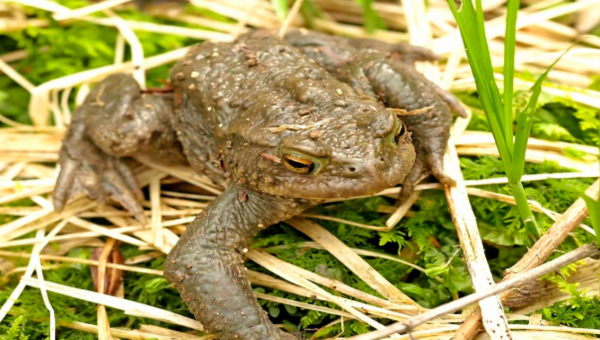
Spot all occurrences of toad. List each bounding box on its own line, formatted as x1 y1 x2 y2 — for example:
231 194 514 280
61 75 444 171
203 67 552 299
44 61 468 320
53 30 465 340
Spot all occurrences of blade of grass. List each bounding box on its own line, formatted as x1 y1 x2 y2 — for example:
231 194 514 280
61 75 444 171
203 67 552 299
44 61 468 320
512 48 572 180
299 0 321 28
503 0 518 148
510 182 539 240
447 0 514 182
510 47 572 240
352 0 386 33
447 0 544 242
474 0 509 154
271 0 289 21
583 125 600 246
581 195 600 245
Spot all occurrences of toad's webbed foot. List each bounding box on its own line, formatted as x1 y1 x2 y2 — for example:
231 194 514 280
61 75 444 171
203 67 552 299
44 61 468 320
165 185 316 340
54 73 185 220
54 136 145 220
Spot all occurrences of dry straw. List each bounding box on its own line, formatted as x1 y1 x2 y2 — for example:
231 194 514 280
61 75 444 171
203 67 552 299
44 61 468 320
1 0 600 339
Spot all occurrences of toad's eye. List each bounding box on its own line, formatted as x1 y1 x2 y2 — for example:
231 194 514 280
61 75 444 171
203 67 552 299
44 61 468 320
386 119 408 145
395 121 408 143
282 154 315 174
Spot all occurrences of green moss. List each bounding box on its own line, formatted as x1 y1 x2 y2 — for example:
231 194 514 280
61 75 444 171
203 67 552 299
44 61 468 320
542 275 600 333
0 315 31 340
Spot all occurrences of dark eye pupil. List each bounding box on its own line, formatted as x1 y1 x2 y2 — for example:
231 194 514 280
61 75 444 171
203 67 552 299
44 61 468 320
288 159 309 169
282 155 315 174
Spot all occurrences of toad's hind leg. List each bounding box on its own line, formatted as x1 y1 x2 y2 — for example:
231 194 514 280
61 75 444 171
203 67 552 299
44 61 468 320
348 37 439 65
165 185 315 340
54 74 185 220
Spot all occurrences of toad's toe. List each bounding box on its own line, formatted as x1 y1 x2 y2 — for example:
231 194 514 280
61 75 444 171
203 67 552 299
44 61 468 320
427 153 456 187
53 141 145 222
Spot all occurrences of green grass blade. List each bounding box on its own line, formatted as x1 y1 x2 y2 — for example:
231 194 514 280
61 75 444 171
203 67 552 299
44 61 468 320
512 105 531 181
474 0 493 69
447 0 514 180
448 0 541 242
475 0 509 151
271 0 289 21
299 0 322 28
354 0 387 33
512 182 540 240
582 195 600 246
582 123 600 247
512 47 572 180
503 0 519 150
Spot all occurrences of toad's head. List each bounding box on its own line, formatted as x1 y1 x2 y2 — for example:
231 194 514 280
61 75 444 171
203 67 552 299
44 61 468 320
223 73 415 199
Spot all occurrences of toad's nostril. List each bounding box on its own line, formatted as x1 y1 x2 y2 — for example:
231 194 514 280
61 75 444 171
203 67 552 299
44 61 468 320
342 164 368 178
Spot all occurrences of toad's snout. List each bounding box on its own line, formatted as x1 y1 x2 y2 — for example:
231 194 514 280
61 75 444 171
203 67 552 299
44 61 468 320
332 118 415 191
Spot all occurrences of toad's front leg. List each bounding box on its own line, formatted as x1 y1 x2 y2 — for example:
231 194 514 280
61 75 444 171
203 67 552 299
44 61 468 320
356 54 464 202
54 74 186 219
165 185 316 340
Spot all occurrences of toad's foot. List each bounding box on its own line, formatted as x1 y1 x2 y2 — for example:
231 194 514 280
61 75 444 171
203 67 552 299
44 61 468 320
397 147 456 205
54 136 145 221
165 185 316 340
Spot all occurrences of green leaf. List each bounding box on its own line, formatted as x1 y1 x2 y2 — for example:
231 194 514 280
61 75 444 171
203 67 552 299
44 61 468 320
479 221 530 246
143 278 170 293
378 229 406 247
423 265 449 277
284 304 298 315
269 306 281 318
299 0 323 28
532 123 576 142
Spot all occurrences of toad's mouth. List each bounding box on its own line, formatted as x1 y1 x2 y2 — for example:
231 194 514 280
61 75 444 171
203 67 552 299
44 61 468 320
256 159 414 200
